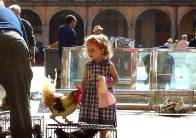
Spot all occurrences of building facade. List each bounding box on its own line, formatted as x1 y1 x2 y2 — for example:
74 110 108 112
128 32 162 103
5 0 196 47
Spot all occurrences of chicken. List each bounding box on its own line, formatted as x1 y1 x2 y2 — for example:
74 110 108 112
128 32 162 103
42 77 83 122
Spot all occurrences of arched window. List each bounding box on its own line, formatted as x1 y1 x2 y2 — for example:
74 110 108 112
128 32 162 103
92 9 128 38
49 10 84 45
135 9 171 47
21 10 42 33
179 9 196 39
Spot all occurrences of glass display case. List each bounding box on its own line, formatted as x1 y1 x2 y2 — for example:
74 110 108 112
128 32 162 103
60 48 196 90
60 47 152 90
45 47 196 110
156 49 196 90
155 90 194 115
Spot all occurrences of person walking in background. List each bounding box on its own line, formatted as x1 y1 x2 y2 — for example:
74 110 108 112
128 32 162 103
93 25 103 35
176 34 189 48
58 14 78 58
79 34 119 137
0 1 32 137
9 4 36 65
189 32 196 48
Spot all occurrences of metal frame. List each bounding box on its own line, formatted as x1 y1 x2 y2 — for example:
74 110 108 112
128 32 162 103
46 123 117 138
0 111 45 137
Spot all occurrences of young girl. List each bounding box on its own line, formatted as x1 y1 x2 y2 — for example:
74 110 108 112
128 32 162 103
79 34 119 128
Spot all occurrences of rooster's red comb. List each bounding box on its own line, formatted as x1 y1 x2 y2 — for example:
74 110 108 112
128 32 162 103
76 85 83 94
76 85 83 103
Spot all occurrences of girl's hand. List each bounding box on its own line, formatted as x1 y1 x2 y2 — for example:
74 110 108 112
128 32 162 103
109 63 119 87
96 75 102 90
97 75 108 94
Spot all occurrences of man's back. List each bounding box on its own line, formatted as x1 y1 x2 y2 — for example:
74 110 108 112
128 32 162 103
0 7 26 39
58 24 77 47
58 24 77 58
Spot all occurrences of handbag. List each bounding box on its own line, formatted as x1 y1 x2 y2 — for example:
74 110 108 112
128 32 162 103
97 91 116 108
97 75 116 108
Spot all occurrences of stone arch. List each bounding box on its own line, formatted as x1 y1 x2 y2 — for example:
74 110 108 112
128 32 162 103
91 9 128 37
21 9 42 34
178 7 196 23
49 10 84 45
179 9 196 39
89 8 129 26
133 7 172 25
135 9 171 47
46 7 85 25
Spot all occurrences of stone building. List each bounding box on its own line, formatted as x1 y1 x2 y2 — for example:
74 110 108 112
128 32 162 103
5 0 196 47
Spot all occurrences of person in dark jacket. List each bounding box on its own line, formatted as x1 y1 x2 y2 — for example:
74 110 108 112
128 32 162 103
58 14 78 58
9 4 36 65
0 1 32 137
188 32 196 48
58 15 78 87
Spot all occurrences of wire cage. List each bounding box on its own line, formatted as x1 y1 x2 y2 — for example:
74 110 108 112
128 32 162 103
0 111 45 137
46 123 117 138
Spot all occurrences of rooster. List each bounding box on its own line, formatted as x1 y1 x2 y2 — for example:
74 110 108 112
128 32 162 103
42 77 83 123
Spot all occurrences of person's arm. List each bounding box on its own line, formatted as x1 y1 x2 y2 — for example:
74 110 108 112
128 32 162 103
58 27 64 48
81 64 88 90
68 29 77 47
19 18 28 46
107 62 119 88
21 19 36 64
30 46 35 64
27 22 36 64
58 27 64 58
22 19 36 46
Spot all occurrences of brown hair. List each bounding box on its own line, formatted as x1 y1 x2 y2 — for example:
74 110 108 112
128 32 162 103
85 34 113 59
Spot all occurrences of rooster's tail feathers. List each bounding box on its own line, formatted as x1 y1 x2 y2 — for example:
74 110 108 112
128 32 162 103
42 77 55 107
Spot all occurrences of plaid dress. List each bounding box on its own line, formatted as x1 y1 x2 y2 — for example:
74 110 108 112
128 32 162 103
79 59 117 127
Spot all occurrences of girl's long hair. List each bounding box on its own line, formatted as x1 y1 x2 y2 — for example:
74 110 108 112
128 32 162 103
85 34 113 59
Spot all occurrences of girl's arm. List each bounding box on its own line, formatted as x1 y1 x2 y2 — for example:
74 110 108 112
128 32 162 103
81 65 88 89
108 63 119 88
